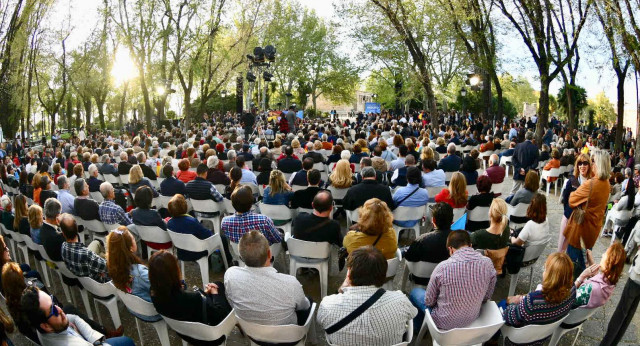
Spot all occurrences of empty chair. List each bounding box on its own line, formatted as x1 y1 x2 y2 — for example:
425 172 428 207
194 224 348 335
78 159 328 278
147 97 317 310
167 230 228 288
114 288 170 346
189 199 223 234
258 202 294 236
416 301 504 346
383 249 402 290
508 240 549 296
549 306 601 346
540 168 562 196
77 277 122 329
287 237 331 298
500 316 567 345
235 303 317 346
22 235 51 287
401 260 439 291
392 205 427 241
162 311 237 346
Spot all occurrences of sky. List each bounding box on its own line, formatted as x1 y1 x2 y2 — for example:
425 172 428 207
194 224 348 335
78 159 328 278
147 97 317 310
54 0 639 114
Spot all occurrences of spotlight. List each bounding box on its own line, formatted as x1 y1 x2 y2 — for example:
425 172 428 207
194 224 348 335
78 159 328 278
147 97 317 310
253 47 265 63
264 45 276 62
246 71 256 82
263 71 273 82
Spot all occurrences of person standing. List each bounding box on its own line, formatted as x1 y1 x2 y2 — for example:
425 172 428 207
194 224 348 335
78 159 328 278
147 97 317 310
286 106 296 134
511 131 539 194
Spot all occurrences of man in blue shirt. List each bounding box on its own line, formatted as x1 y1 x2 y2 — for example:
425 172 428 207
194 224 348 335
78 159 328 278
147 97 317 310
56 176 75 214
508 124 518 141
393 167 429 228
236 156 257 185
421 159 446 187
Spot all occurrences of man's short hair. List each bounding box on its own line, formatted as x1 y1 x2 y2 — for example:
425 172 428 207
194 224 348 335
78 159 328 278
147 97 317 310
231 185 254 213
431 202 453 230
307 169 321 185
525 131 534 140
398 145 408 157
21 286 46 330
405 154 415 166
196 163 208 175
302 158 314 170
134 185 153 209
74 178 85 196
285 146 293 156
57 175 67 190
59 213 78 240
162 163 173 178
361 166 376 178
407 166 422 185
360 157 372 167
100 182 114 199
236 156 245 168
447 230 471 249
88 164 98 176
167 194 188 216
43 198 61 220
313 190 333 213
239 231 269 267
447 143 456 154
347 246 387 287
422 159 436 171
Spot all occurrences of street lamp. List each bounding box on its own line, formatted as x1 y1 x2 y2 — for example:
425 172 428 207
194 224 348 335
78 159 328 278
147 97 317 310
460 87 467 119
460 87 467 97
469 75 480 87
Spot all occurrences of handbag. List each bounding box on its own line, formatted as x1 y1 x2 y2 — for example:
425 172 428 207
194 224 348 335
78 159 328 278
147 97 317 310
571 180 593 225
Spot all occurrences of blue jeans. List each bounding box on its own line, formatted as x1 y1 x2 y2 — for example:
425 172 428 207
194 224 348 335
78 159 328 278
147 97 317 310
566 244 586 279
409 288 427 332
105 336 135 346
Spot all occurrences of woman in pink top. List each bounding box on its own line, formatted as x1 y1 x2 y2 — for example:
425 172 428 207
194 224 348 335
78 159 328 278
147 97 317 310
573 243 626 308
175 158 197 183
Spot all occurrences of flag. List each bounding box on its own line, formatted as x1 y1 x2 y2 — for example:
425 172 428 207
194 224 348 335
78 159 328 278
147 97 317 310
296 110 304 119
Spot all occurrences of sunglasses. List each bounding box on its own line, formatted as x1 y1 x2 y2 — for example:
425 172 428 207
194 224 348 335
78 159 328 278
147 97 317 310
45 294 60 320
577 161 589 167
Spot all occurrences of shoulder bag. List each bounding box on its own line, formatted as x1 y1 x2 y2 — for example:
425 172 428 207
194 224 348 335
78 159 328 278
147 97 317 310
325 288 386 335
571 180 593 225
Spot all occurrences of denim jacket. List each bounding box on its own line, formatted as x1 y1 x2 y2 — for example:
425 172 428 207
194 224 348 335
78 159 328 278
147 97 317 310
128 264 161 322
262 187 294 206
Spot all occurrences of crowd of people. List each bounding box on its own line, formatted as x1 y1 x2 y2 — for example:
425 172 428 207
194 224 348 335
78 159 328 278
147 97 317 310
0 108 636 345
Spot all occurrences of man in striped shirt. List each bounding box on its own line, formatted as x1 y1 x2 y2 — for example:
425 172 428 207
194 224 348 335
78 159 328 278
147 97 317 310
409 230 496 331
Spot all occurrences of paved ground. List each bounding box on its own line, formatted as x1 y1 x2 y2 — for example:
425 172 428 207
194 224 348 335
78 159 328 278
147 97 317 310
4 173 639 345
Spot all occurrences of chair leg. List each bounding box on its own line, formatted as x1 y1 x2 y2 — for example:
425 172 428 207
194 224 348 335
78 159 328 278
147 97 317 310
508 272 520 296
135 318 144 346
39 260 51 287
528 266 535 292
93 299 102 325
415 316 429 346
401 267 410 293
320 262 328 299
57 272 73 304
549 327 567 346
196 257 210 288
289 260 297 277
152 320 171 346
80 289 93 320
101 297 122 328
18 246 29 267
571 326 582 346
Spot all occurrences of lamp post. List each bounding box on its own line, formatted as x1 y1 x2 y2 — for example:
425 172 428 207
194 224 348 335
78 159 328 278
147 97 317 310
460 87 467 121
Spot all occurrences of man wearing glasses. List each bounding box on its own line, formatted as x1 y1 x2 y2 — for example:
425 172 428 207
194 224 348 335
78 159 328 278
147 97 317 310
20 286 134 346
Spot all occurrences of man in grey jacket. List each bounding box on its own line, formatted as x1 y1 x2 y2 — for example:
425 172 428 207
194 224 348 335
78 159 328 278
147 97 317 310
286 106 296 133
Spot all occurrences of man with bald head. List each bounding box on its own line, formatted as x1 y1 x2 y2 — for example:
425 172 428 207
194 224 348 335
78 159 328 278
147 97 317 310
292 190 342 246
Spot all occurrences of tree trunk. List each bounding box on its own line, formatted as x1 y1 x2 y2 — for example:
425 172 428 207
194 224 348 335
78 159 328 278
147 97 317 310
615 74 626 152
83 98 92 127
535 76 551 147
49 111 56 136
96 101 106 129
140 77 153 129
119 82 128 129
65 97 72 132
75 99 81 128
492 71 504 121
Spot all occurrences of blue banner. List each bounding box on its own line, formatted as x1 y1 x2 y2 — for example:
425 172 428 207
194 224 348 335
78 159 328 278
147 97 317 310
365 102 381 114
296 110 304 119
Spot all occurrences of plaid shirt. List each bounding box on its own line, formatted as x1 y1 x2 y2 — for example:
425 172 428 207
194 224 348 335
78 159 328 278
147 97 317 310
222 211 282 244
99 200 132 225
425 246 496 330
61 242 110 283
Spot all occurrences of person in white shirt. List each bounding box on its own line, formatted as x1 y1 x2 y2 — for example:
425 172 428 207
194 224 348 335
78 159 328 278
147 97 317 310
224 231 310 326
511 193 549 247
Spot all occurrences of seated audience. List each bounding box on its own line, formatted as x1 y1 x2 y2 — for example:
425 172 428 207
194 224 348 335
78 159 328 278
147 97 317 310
263 170 294 206
343 198 397 259
508 170 539 206
131 186 171 253
434 172 468 209
56 176 75 214
176 158 196 183
28 204 43 244
12 195 29 238
437 143 462 172
511 193 549 247
484 154 506 184
255 158 273 185
602 178 635 237
222 186 283 244
206 155 231 186
574 243 625 308
73 178 101 221
343 167 395 212
292 191 342 246
99 182 134 228
471 198 510 250
327 159 354 189
421 159 446 187
87 164 103 193
460 155 478 186
318 246 417 345
128 165 158 198
290 169 324 209
185 163 225 203
159 163 187 197
40 199 65 262
392 167 429 228
60 214 109 283
38 176 57 207
466 176 495 231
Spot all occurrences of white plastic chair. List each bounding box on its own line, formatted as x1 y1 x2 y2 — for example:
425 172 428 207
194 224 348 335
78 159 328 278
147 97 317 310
155 195 172 210
417 301 504 346
508 240 549 296
392 205 427 241
507 203 530 230
2 225 29 267
291 185 306 192
258 203 294 236
606 208 633 245
467 184 478 196
287 237 331 298
345 209 359 227
501 315 567 345
222 198 235 215
549 306 600 346
190 199 223 234
453 207 466 222
467 206 490 231
236 303 317 346
114 288 170 346
120 174 130 185
401 260 438 291
162 310 237 346
426 186 447 202
326 320 412 346
480 151 494 170
540 168 561 196
500 156 513 177
166 230 228 288
89 191 104 203
52 260 90 313
82 218 108 243
297 207 314 215
135 225 172 255
383 249 402 290
22 235 51 287
76 277 122 329
445 171 454 184
327 186 348 208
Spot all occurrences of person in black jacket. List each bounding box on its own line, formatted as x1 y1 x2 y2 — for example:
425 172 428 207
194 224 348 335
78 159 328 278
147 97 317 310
149 250 232 346
466 176 494 232
292 191 342 247
159 164 187 197
402 202 452 285
277 146 302 173
38 176 58 208
117 152 133 176
290 169 323 209
343 167 395 211
73 179 101 221
511 131 540 194
40 199 64 262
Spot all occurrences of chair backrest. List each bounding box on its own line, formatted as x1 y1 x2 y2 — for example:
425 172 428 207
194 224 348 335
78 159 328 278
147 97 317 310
297 208 314 215
286 238 331 259
508 203 530 219
77 277 116 298
114 288 160 317
244 183 260 195
167 230 216 253
327 186 348 200
190 198 222 214
453 207 466 221
393 206 427 222
136 225 171 244
82 219 107 234
258 203 294 221
235 304 316 344
156 195 172 209
90 191 104 203
467 184 478 196
426 186 446 199
222 199 235 214
214 184 227 194
444 171 454 182
500 156 512 165
386 249 402 279
501 316 566 344
291 185 306 192
120 174 130 184
562 306 600 325
162 311 237 342
103 174 120 185
467 206 490 223
522 240 549 263
53 261 77 278
427 301 504 346
406 261 438 279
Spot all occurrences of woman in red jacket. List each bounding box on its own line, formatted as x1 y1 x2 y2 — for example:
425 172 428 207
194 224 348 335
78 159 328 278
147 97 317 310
435 172 468 208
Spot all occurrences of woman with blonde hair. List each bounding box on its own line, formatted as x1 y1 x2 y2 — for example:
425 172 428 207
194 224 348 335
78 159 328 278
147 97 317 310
343 198 397 259
420 146 435 163
291 139 305 157
471 198 509 250
564 150 611 278
107 226 160 322
558 153 593 251
128 165 158 197
328 159 354 189
435 172 468 208
503 252 576 328
28 204 43 244
262 170 293 206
